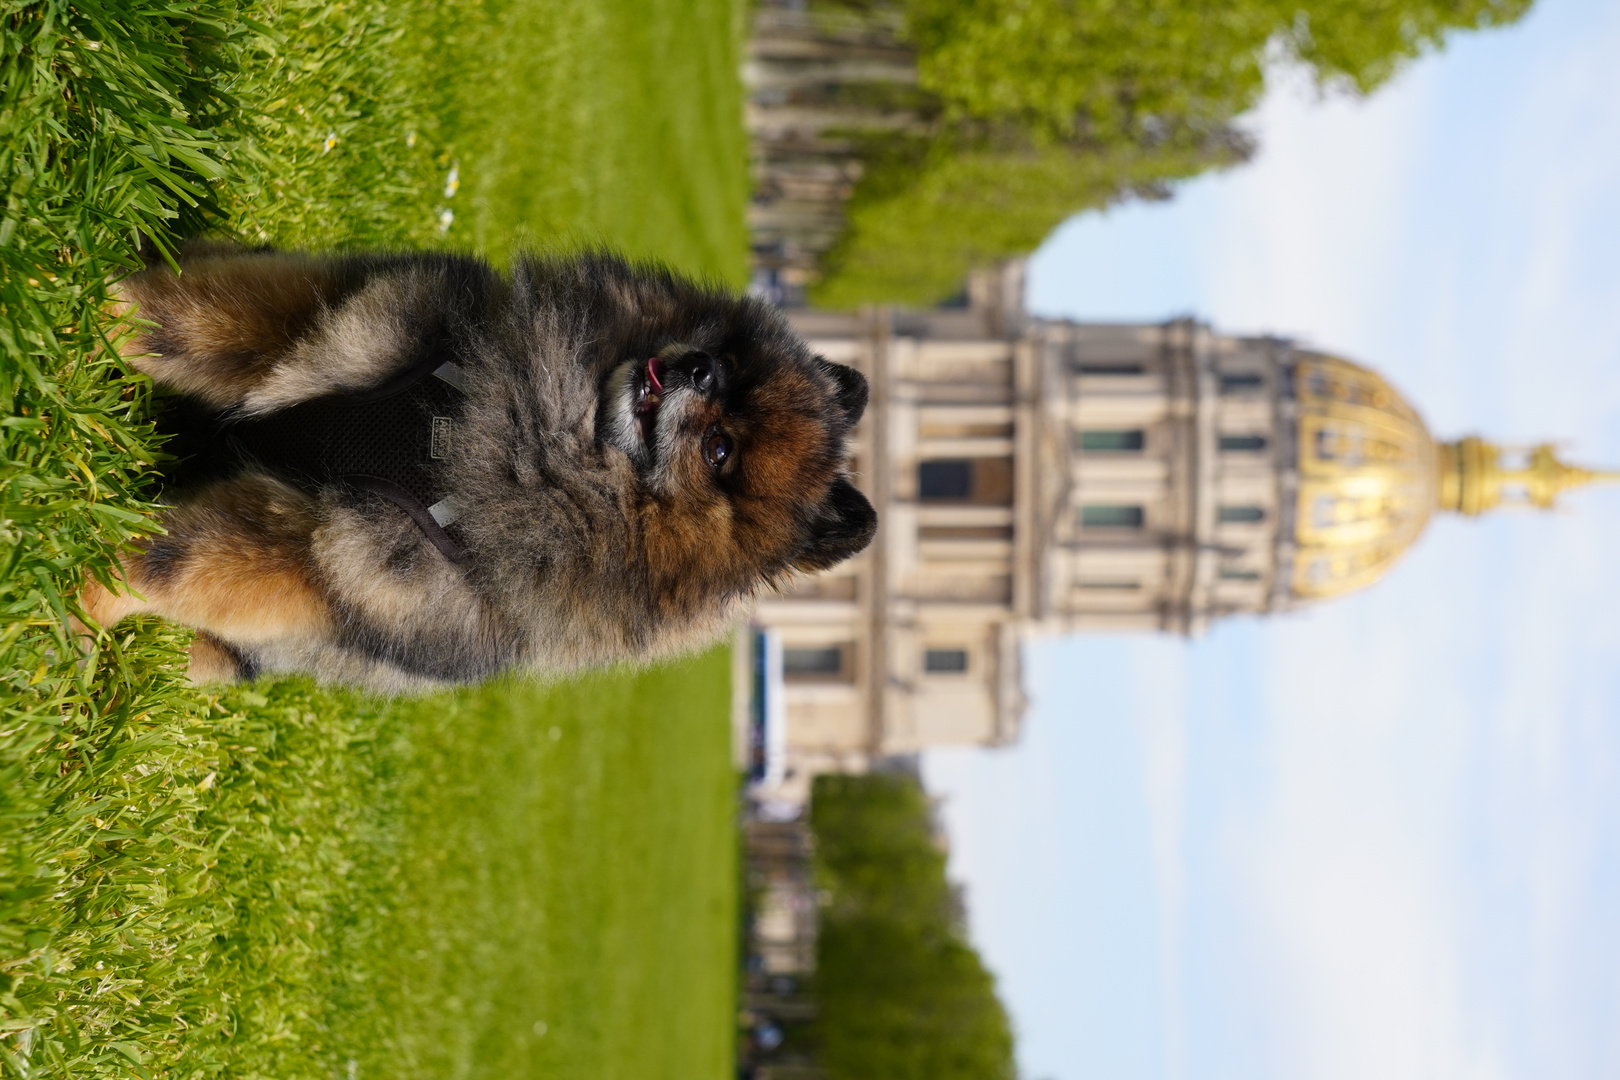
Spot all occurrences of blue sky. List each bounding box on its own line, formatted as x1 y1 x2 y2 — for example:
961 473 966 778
921 1 1620 1078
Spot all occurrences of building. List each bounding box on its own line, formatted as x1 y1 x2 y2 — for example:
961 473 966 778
735 264 1616 804
742 819 819 977
738 817 822 1080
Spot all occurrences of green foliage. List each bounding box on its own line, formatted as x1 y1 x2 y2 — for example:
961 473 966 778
2 7 247 1065
1 0 228 731
813 772 954 925
908 0 1531 138
810 0 1532 306
0 0 746 1074
813 124 1247 308
811 773 1016 1080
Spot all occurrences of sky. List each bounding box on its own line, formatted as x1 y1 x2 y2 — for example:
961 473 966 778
920 1 1620 1078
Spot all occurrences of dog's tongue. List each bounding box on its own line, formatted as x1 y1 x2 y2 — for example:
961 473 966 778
647 357 665 393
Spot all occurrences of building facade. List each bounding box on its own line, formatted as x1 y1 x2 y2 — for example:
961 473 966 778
737 265 1613 802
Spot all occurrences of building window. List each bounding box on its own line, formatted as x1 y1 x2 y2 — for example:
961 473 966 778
1314 426 1366 464
1217 505 1266 524
918 460 972 499
918 457 1015 505
782 645 851 682
1079 504 1145 528
1077 580 1141 590
1218 434 1268 452
1074 361 1145 377
1219 372 1265 394
1078 429 1146 452
924 648 969 673
1218 568 1262 581
919 525 1013 542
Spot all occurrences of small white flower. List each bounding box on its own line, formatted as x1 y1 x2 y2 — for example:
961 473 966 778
443 164 460 198
405 130 417 148
322 132 338 154
437 208 454 233
532 1020 548 1037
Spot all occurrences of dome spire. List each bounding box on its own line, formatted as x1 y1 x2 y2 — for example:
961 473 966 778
1437 437 1620 515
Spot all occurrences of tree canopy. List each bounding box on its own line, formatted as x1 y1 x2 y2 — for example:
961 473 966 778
811 773 1016 1080
908 0 1530 139
809 0 1533 306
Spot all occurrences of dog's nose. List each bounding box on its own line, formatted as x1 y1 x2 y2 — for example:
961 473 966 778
673 351 719 395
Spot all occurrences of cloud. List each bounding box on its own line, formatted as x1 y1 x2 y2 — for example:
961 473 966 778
926 640 1178 1080
1130 643 1191 1080
1235 584 1502 1080
943 5 1620 1080
1485 7 1620 445
1198 6 1620 1071
1188 62 1434 355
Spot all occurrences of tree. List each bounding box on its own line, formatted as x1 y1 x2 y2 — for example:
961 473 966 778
806 0 1532 306
811 773 1017 1080
811 119 1251 308
908 0 1528 137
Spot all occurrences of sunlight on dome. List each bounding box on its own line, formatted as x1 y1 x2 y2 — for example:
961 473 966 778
1289 354 1439 601
1287 354 1617 602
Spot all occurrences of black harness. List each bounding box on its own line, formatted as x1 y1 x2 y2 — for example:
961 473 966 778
222 355 473 563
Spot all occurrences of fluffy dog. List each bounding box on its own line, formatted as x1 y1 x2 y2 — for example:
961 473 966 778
83 246 877 691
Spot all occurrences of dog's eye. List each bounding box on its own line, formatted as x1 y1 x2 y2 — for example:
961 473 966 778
704 429 733 468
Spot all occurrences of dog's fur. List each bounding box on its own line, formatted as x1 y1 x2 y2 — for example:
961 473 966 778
84 246 877 691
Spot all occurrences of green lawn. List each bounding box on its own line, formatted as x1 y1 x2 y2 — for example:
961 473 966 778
207 658 739 1080
0 0 747 1075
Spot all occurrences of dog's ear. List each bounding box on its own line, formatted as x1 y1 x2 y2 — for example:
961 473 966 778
793 477 878 572
816 358 869 428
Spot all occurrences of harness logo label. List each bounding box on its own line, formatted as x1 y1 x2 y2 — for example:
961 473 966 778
431 416 453 460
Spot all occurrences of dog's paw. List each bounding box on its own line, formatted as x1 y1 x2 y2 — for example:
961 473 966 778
186 633 242 685
79 577 140 630
101 279 167 370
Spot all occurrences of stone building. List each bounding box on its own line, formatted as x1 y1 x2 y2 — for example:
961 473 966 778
735 264 1615 803
743 819 819 976
743 2 915 306
738 817 822 1080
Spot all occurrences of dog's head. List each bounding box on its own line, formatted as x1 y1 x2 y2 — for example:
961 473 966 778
581 266 876 596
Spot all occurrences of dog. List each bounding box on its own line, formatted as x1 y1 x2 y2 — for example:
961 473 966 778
82 246 877 691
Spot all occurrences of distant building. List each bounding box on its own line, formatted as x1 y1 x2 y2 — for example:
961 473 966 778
743 820 818 976
739 817 823 1080
735 263 1615 804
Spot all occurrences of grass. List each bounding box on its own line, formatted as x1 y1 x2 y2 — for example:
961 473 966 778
203 656 739 1080
0 0 747 1075
218 0 751 270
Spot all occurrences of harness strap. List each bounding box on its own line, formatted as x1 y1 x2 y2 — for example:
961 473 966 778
225 354 476 564
346 476 473 564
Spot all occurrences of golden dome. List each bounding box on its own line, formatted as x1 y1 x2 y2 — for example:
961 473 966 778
1289 353 1438 600
1287 352 1616 601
